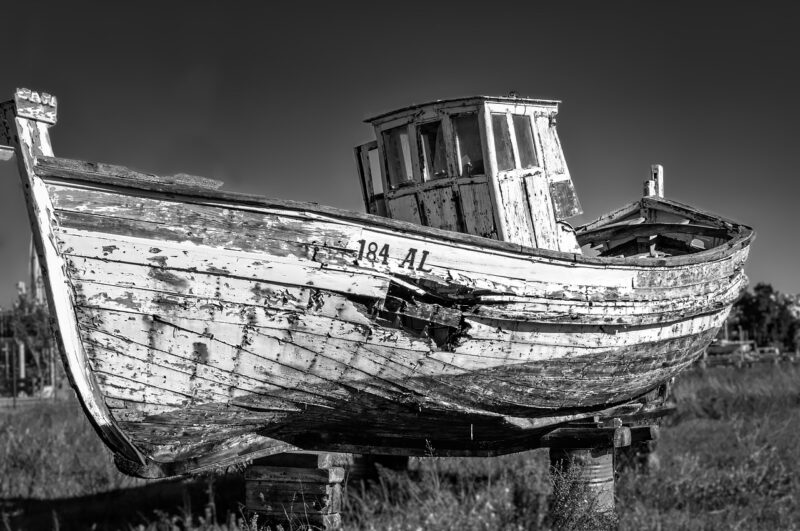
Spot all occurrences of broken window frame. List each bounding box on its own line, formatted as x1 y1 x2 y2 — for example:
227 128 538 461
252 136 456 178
382 122 419 189
485 105 544 176
450 111 486 178
417 119 449 181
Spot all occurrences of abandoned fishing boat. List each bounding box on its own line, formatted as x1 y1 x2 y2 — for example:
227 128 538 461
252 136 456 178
0 89 752 478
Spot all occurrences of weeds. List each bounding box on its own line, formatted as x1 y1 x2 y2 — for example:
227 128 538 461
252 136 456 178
2 364 799 530
0 401 142 499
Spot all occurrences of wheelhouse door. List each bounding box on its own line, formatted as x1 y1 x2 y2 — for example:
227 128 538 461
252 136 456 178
485 106 559 249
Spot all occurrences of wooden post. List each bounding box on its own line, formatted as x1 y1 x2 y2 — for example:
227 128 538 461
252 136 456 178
244 452 410 530
17 340 25 381
11 342 17 408
245 452 348 530
651 164 664 198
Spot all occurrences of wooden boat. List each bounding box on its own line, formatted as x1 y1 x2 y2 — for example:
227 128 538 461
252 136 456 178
0 90 753 478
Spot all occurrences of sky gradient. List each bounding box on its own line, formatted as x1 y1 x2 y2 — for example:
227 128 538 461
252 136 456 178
1 1 797 306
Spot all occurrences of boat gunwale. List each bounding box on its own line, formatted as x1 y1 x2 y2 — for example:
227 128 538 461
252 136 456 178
35 155 754 271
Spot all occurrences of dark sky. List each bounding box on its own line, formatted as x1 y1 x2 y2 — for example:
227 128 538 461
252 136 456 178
1 1 798 305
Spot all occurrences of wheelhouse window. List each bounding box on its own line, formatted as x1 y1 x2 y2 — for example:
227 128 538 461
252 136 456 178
491 113 515 171
418 120 448 180
452 113 484 177
383 125 414 188
512 114 538 169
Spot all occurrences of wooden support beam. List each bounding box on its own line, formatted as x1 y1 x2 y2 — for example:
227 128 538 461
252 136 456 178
542 426 631 449
651 164 664 198
245 452 349 530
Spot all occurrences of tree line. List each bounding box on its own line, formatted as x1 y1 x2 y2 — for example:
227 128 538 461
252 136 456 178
725 283 800 352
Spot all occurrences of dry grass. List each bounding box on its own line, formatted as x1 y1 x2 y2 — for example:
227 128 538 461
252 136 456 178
0 400 142 499
2 363 799 530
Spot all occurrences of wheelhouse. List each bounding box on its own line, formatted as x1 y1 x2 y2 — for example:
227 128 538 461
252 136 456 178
355 96 583 252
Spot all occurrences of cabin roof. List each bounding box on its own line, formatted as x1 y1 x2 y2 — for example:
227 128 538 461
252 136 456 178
364 95 561 124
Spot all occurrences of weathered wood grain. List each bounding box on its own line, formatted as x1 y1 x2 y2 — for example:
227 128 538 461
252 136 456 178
44 174 749 476
3 91 755 481
524 171 559 249
37 156 751 267
458 181 497 238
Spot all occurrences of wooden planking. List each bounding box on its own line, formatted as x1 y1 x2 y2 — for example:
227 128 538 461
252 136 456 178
62 219 745 329
523 171 558 250
58 218 744 318
386 192 422 225
44 156 224 189
555 222 581 253
93 371 190 407
474 274 744 326
83 328 309 407
78 307 469 407
74 276 731 378
245 465 345 484
52 209 643 303
578 223 732 247
550 180 581 220
75 280 432 354
461 310 727 349
82 305 450 387
36 156 753 270
82 309 392 394
416 339 711 412
458 181 497 238
57 228 389 300
49 181 744 297
71 259 738 383
577 201 642 233
47 183 352 247
535 114 564 175
418 185 460 232
73 278 724 412
533 113 581 219
73 270 731 405
53 197 747 322
643 196 743 228
497 176 536 247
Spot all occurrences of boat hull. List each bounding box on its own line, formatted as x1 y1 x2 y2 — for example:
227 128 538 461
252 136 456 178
29 158 750 476
1 92 752 478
